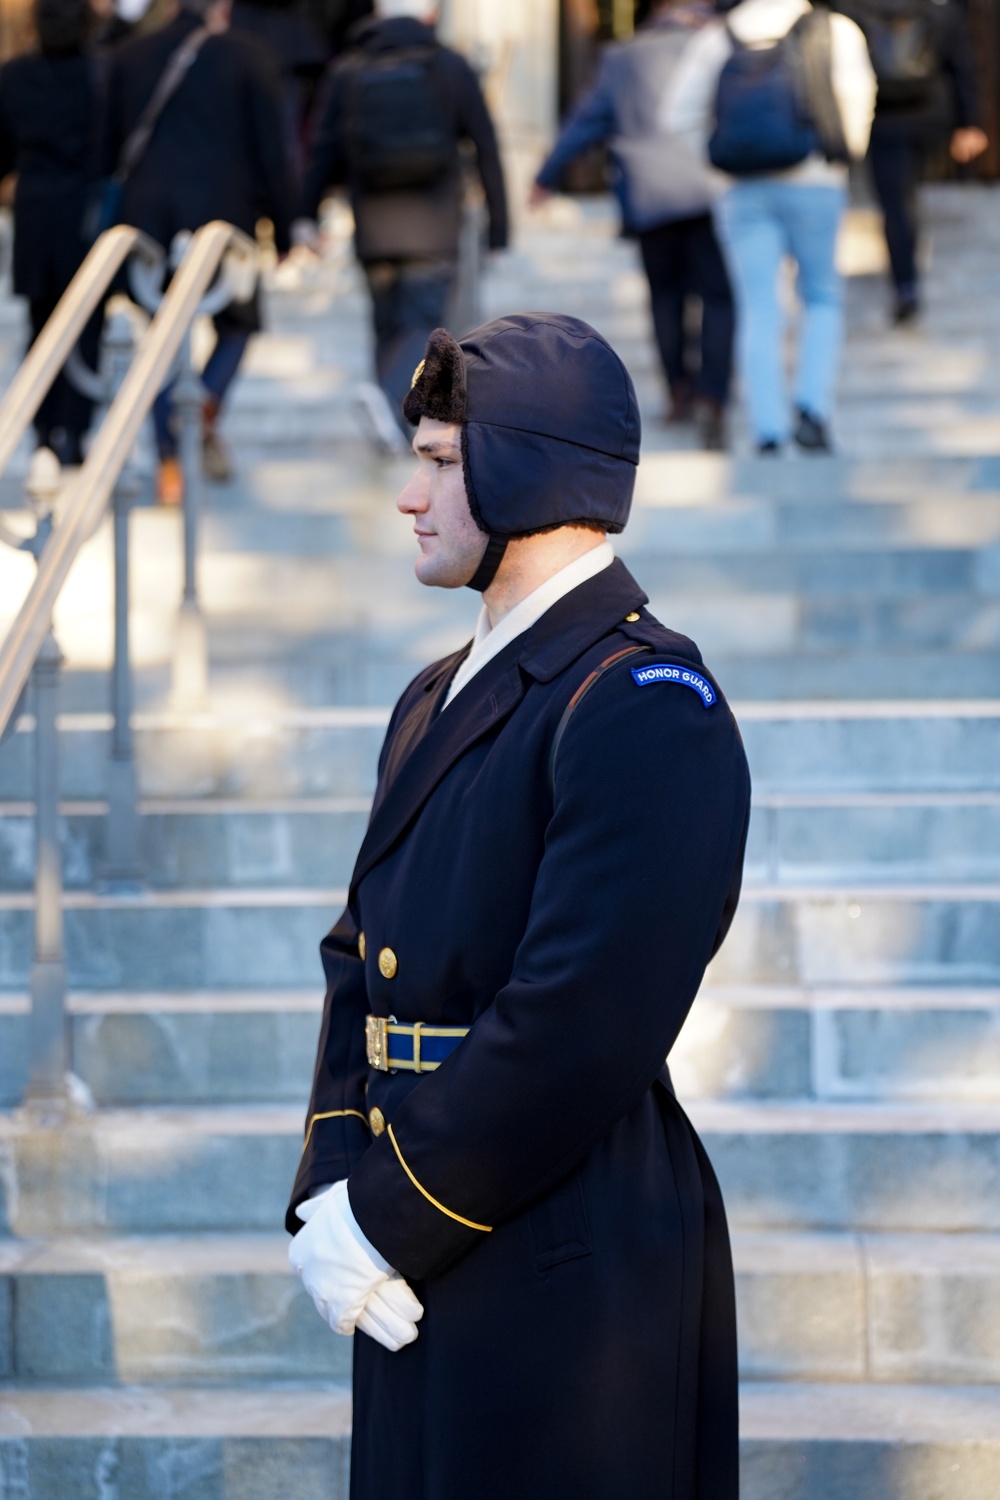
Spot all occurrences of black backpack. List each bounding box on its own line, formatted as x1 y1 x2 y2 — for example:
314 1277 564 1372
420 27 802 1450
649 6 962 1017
342 44 456 192
709 9 848 176
858 0 939 106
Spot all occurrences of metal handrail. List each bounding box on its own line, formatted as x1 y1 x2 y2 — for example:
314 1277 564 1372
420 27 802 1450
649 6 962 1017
0 226 161 484
0 220 253 740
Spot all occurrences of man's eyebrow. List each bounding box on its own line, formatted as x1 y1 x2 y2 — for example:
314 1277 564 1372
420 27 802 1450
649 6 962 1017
413 438 461 457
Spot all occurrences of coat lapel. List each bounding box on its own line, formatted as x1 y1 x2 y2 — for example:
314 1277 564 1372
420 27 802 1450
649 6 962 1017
351 559 648 896
351 652 525 895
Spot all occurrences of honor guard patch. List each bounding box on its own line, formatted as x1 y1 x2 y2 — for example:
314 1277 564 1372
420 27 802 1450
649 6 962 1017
631 663 717 707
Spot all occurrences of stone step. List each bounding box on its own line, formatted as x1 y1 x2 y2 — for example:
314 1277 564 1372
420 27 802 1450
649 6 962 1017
0 1382 997 1500
2 792 999 895
692 1099 1000 1233
1 1230 996 1387
0 1387 352 1500
739 1382 1000 1500
0 884 998 990
713 885 1000 986
3 1100 999 1235
2 984 998 1110
673 985 1000 1105
2 703 999 801
0 800 369 892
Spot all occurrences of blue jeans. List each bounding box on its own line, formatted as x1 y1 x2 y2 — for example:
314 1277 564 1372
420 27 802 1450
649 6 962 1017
154 326 250 460
715 181 846 444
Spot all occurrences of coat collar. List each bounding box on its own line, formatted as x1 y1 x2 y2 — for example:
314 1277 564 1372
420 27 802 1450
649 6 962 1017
350 559 648 896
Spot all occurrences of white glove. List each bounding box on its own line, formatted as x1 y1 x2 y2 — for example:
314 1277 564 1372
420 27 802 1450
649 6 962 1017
289 1181 424 1353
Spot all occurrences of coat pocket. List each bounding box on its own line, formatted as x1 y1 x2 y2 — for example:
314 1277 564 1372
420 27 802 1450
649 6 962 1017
529 1167 593 1271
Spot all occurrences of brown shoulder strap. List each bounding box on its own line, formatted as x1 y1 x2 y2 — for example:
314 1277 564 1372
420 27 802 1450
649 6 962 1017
548 644 649 796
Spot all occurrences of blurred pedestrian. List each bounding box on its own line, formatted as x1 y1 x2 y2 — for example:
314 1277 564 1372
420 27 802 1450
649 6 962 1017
532 0 735 451
229 0 327 180
295 0 508 452
0 0 100 466
838 0 986 323
100 0 292 502
665 0 875 454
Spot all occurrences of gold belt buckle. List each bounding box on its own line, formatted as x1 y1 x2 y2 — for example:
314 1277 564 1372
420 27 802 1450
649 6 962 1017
365 1014 390 1071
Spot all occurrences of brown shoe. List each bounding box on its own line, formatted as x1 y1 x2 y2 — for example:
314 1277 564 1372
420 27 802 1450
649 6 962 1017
157 456 184 506
202 397 233 483
694 399 727 452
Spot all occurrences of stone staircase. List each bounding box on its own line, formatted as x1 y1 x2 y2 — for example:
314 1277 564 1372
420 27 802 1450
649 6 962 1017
1 184 999 1497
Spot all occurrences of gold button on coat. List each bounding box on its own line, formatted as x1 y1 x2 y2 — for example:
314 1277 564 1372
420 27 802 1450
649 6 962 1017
625 611 640 623
369 1107 386 1137
358 932 366 960
378 947 398 979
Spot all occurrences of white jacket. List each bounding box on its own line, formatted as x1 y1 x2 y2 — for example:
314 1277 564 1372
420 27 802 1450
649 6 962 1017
662 0 876 187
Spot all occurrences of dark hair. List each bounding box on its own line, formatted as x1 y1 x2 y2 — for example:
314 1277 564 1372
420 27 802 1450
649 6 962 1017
35 0 91 53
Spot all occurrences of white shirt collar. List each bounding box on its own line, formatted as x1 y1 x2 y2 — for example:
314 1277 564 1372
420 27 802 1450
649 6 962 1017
443 541 616 708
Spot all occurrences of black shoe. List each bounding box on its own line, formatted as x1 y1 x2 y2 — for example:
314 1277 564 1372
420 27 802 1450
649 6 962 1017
893 294 919 326
793 408 831 453
757 439 782 456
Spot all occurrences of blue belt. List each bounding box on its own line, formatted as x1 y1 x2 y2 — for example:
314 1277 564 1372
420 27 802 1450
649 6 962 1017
365 1015 469 1074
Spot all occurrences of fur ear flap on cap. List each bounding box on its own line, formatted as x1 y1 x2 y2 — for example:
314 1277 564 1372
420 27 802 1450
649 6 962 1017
402 328 467 427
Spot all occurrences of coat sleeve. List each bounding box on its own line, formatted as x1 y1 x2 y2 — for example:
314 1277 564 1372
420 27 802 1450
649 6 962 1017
242 43 293 254
297 66 347 221
285 905 373 1231
346 659 751 1280
451 55 509 251
0 76 17 182
830 14 876 160
660 23 730 157
535 63 617 190
941 4 981 130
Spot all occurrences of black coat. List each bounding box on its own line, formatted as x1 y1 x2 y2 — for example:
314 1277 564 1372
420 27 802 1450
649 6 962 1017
288 559 750 1500
298 16 508 262
0 52 96 301
99 9 293 256
837 0 981 138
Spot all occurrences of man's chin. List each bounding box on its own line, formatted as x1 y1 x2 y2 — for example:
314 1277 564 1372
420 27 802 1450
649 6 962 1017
413 555 468 590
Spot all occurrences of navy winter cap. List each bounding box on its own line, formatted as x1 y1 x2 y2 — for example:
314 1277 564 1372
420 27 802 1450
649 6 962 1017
403 313 641 590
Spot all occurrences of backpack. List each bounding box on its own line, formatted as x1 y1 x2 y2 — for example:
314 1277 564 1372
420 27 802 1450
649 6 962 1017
859 0 939 106
342 44 456 192
709 8 848 175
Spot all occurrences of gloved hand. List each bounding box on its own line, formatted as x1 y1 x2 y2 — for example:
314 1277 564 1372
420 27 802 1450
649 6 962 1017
289 1181 424 1353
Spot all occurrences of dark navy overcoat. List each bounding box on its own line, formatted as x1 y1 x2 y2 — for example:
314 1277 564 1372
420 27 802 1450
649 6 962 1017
288 558 751 1500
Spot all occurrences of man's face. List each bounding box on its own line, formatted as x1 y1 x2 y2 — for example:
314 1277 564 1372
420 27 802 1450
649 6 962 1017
397 418 487 588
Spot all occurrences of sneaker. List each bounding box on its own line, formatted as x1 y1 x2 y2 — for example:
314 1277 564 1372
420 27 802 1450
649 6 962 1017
757 439 782 456
793 408 832 453
694 399 727 452
202 397 233 483
355 382 409 457
157 456 184 506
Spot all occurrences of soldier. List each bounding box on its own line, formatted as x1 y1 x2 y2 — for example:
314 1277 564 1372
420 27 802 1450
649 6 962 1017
287 313 751 1500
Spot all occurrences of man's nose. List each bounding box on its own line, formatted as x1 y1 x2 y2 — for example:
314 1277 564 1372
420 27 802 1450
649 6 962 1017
398 468 429 514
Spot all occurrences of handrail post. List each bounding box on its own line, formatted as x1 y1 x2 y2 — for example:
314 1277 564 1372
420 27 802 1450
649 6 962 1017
172 328 208 707
101 311 143 886
23 450 69 1117
27 624 67 1114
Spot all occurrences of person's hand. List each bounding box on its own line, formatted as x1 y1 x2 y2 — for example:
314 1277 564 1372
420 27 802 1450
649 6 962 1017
290 217 321 254
528 183 553 209
951 127 988 164
289 1181 424 1352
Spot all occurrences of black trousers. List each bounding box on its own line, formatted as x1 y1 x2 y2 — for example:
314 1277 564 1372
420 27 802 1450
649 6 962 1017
363 257 457 421
29 296 102 465
868 131 924 296
638 214 734 406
